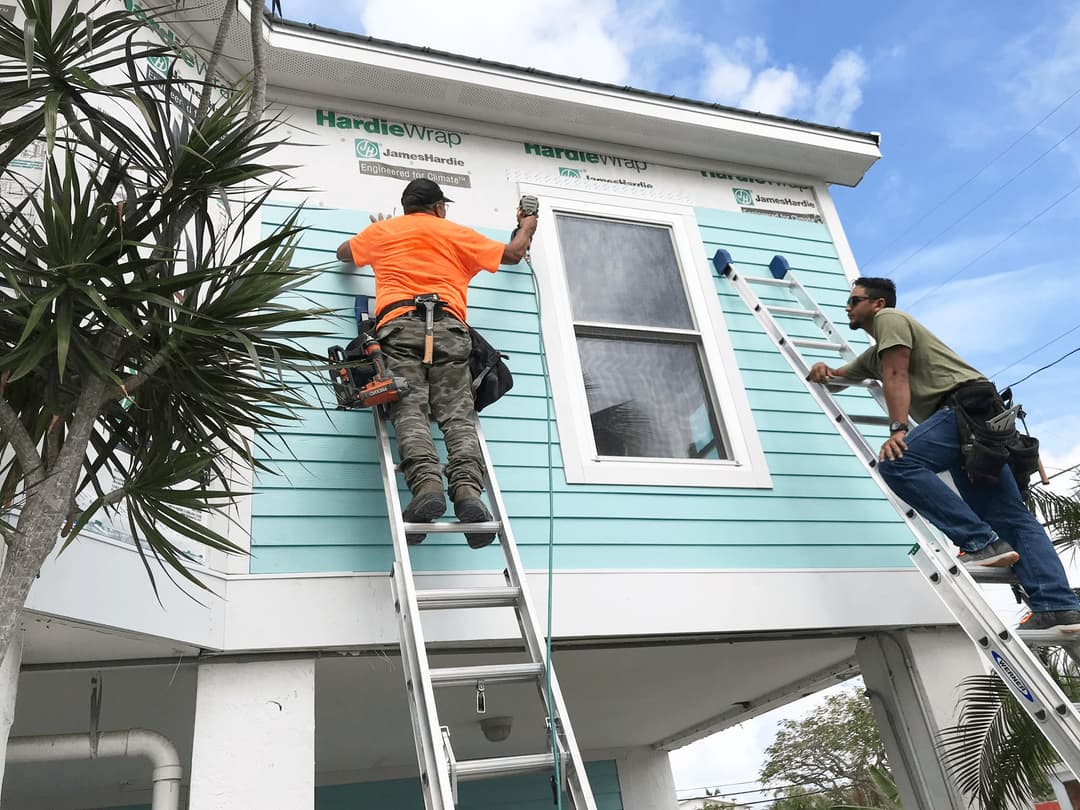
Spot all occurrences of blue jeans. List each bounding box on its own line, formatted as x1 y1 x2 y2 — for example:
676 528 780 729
878 408 1079 613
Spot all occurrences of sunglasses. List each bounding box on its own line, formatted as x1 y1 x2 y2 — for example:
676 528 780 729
846 295 874 307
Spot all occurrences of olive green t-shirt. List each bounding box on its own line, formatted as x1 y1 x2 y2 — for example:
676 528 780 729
841 308 984 422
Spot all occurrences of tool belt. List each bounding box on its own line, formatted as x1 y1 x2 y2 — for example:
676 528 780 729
376 294 462 365
373 293 514 411
946 380 1040 491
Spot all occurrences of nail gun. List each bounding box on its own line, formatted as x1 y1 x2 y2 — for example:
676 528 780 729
328 333 410 409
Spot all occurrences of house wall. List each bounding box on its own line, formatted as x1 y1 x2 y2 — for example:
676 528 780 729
248 110 910 574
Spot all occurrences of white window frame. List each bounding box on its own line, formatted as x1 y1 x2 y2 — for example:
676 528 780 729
521 182 771 488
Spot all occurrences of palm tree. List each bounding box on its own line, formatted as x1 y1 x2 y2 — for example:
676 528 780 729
0 0 328 775
936 470 1080 808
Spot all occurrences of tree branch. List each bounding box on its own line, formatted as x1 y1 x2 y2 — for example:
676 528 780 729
0 395 43 488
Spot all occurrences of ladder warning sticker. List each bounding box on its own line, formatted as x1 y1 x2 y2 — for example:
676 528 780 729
992 651 1035 704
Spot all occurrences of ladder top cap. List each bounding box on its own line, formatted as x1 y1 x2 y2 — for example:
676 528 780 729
769 255 791 280
712 248 734 276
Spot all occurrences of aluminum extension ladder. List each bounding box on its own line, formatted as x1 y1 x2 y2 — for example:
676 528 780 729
715 248 1080 777
373 408 598 810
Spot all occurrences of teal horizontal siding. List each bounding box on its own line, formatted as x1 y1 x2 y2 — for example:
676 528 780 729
316 760 622 810
249 201 911 574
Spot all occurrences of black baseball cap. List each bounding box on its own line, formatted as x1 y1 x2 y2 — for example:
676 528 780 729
401 178 454 207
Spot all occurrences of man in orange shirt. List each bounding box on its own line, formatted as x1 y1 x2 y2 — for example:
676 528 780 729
337 179 537 547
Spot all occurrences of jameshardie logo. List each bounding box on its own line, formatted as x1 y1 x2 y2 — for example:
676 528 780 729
733 188 754 206
355 139 381 159
559 167 581 178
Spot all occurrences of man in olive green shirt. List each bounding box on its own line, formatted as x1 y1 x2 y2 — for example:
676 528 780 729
809 277 1080 632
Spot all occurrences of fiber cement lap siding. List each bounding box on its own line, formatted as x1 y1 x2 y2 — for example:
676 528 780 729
249 202 910 574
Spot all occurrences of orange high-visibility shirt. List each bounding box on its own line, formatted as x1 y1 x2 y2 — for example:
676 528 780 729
348 213 504 326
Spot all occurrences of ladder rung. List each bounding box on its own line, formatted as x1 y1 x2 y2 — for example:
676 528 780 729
456 752 560 780
849 414 891 427
766 305 819 318
402 520 502 535
1017 629 1080 646
741 274 795 288
967 568 1018 585
429 662 545 687
790 338 846 352
416 586 521 611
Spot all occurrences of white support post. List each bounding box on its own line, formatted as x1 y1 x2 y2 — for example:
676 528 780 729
616 748 678 810
189 659 315 810
856 629 984 810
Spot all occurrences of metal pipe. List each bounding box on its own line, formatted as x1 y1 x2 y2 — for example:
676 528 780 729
7 728 182 810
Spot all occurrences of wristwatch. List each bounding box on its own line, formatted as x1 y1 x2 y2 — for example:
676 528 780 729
889 421 910 434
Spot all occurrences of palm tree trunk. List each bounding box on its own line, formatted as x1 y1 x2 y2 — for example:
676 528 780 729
247 0 267 125
0 629 23 789
195 0 237 123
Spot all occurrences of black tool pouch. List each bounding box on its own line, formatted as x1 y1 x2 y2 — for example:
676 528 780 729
469 327 513 412
949 381 1010 486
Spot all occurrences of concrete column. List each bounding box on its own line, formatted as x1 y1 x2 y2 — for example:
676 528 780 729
856 628 984 810
616 747 678 810
189 659 315 810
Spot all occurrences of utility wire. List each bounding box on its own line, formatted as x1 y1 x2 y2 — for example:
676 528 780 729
863 84 1080 268
905 178 1080 311
991 320 1080 381
678 785 837 807
882 117 1080 281
1043 462 1080 482
1006 345 1080 389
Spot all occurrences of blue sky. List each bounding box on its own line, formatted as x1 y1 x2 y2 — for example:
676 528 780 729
282 0 1080 797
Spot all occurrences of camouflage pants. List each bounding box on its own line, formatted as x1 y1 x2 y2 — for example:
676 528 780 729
377 315 483 498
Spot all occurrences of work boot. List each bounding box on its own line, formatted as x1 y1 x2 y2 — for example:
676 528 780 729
403 480 446 545
453 487 496 549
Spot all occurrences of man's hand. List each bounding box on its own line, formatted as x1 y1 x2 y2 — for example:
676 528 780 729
879 430 908 462
369 210 395 223
516 211 538 235
808 362 840 383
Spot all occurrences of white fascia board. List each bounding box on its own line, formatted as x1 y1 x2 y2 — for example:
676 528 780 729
222 567 954 652
264 24 880 186
26 535 227 651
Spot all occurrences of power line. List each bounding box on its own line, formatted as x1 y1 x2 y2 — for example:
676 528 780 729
991 320 1080 381
882 117 1080 281
862 84 1080 269
679 785 838 807
905 178 1080 311
1006 344 1080 389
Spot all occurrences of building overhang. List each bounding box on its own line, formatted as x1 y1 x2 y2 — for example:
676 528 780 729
162 1 881 187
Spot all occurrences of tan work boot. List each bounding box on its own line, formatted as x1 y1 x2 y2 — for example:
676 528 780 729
403 480 446 545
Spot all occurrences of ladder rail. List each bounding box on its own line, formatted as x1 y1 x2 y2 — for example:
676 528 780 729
377 408 597 809
718 252 1080 779
375 413 456 809
475 419 598 809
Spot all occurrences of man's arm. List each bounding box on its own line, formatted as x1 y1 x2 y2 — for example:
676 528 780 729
336 240 354 264
879 345 912 460
501 213 538 265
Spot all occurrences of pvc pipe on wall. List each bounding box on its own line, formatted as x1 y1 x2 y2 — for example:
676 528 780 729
7 728 182 810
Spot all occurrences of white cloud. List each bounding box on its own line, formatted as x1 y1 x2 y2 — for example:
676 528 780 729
336 0 867 128
699 44 867 126
742 67 806 118
1004 5 1080 114
350 0 636 84
814 50 867 128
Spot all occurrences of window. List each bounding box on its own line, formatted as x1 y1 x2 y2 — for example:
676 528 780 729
524 186 770 487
